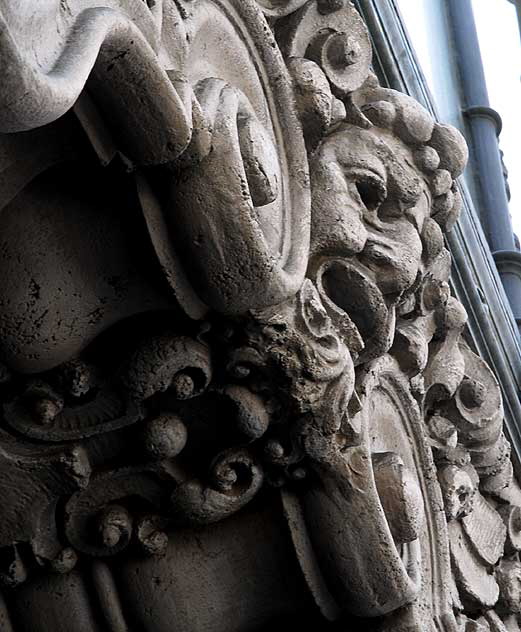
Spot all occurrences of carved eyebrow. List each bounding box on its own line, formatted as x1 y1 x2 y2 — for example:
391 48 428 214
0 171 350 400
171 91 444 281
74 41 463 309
337 160 387 184
327 129 388 181
346 166 387 183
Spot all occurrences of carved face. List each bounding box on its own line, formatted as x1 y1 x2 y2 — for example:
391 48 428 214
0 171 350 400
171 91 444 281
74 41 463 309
438 465 476 521
309 124 427 356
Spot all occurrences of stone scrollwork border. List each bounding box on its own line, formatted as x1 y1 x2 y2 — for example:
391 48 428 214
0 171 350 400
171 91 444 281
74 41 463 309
355 0 521 477
0 1 520 631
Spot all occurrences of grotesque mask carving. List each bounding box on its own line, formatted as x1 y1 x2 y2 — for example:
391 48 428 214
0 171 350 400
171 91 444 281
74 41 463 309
0 1 517 631
438 464 477 521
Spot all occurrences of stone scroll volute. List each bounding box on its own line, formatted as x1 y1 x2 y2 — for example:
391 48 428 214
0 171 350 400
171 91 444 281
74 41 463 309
0 1 519 631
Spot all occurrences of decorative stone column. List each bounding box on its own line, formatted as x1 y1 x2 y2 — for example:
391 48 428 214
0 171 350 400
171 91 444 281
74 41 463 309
0 1 519 630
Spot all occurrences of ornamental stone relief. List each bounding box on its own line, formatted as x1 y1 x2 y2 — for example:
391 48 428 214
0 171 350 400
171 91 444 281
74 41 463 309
0 1 519 631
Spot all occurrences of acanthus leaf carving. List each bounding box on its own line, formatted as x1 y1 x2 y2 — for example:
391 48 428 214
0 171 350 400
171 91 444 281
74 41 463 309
0 1 519 631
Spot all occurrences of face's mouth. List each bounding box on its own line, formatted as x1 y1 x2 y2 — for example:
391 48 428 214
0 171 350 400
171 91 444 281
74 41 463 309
311 257 398 364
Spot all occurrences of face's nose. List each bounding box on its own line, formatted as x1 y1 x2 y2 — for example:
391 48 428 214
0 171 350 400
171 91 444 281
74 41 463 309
310 159 368 258
361 176 428 297
361 217 424 296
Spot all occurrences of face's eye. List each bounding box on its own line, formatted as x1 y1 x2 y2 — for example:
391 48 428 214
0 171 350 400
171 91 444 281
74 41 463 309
353 173 387 212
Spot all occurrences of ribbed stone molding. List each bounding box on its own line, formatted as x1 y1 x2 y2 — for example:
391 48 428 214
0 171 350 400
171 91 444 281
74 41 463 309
0 1 520 630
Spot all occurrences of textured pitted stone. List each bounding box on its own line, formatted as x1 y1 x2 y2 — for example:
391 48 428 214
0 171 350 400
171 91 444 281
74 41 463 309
0 1 517 631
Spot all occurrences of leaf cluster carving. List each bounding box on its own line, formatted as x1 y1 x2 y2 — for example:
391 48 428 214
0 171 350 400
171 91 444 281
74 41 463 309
0 1 519 631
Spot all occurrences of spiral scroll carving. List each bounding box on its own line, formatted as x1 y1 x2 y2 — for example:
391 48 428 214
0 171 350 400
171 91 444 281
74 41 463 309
0 1 518 631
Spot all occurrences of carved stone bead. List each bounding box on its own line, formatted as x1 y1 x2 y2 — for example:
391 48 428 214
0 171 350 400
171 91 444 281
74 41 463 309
0 1 517 631
429 123 469 178
143 414 188 460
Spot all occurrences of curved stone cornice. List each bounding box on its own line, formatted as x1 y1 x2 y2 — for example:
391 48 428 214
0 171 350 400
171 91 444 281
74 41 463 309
0 2 518 631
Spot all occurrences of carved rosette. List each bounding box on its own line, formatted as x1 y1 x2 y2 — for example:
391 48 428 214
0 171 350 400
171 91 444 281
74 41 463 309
0 1 519 631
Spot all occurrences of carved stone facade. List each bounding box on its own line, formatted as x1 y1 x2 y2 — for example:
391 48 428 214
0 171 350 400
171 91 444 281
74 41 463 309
0 1 519 630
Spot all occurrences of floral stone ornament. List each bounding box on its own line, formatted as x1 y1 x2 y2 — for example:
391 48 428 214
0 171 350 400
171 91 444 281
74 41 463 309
0 1 518 631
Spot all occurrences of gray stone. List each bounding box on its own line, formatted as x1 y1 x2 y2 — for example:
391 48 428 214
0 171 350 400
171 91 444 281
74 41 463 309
0 1 518 630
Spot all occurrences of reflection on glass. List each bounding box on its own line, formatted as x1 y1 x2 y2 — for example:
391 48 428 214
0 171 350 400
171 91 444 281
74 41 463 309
395 0 437 92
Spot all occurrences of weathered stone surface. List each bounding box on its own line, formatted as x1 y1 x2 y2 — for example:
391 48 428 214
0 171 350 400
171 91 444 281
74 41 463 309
0 1 518 630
